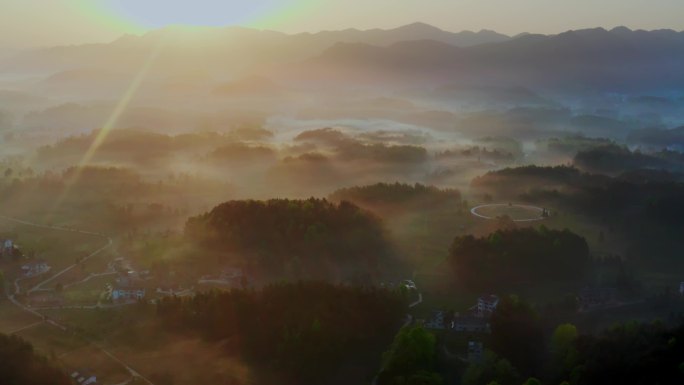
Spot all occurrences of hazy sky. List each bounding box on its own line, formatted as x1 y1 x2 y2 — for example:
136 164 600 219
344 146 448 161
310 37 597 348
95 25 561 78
2 0 684 48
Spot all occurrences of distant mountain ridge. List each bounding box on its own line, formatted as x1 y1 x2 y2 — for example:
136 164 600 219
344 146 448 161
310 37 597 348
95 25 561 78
3 24 684 93
293 26 684 91
0 23 511 76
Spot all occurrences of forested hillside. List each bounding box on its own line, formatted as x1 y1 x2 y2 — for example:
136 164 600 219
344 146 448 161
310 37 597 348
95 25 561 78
185 198 391 281
449 227 590 291
156 282 405 384
329 182 462 213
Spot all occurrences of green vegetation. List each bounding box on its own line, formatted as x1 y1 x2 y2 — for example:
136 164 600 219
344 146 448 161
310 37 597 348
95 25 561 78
157 281 405 384
471 165 684 275
490 296 545 375
459 294 684 385
0 333 70 385
448 227 590 291
538 135 614 156
330 182 462 214
0 165 208 232
185 198 391 281
462 351 519 385
436 146 516 165
378 325 442 385
574 145 684 175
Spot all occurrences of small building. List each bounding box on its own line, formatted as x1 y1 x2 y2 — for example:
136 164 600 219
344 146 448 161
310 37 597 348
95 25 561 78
679 282 684 296
111 286 145 301
452 314 490 333
71 369 97 385
2 239 14 257
21 260 50 277
476 295 500 317
467 341 484 363
423 310 446 330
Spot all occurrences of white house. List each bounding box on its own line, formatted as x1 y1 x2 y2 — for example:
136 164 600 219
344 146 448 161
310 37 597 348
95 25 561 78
111 286 145 301
21 260 50 277
476 295 500 317
2 239 13 257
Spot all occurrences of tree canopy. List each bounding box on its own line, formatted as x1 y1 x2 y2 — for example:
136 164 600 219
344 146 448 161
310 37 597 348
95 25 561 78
448 227 590 291
378 325 442 385
157 281 405 384
490 296 546 376
0 333 70 385
330 182 462 213
185 198 391 281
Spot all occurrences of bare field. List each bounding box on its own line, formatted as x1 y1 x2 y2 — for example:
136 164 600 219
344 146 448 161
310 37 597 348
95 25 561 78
0 301 41 333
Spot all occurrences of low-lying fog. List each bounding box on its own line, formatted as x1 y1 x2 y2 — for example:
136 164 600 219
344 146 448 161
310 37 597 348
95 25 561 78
1 26 684 229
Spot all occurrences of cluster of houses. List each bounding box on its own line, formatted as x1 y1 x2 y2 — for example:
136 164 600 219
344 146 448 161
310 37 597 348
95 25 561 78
422 295 499 364
101 259 251 304
108 266 147 302
423 294 500 334
107 258 155 302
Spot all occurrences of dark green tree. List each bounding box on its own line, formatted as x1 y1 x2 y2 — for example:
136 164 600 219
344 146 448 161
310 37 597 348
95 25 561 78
490 296 545 376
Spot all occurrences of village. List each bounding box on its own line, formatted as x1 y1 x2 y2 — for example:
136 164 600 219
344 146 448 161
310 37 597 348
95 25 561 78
1 218 683 385
2 235 252 310
0 221 255 385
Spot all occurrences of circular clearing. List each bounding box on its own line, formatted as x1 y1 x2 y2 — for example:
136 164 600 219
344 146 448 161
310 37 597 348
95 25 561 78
470 203 548 222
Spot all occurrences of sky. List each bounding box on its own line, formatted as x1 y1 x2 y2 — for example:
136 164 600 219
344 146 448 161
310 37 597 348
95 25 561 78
2 0 684 48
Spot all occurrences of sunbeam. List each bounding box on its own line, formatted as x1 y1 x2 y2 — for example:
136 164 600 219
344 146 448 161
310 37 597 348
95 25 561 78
43 39 167 222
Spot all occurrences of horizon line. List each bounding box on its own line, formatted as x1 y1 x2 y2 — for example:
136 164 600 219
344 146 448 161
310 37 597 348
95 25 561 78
9 21 684 50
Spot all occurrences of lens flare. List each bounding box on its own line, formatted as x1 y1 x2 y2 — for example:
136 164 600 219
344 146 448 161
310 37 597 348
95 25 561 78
69 0 145 34
45 39 166 221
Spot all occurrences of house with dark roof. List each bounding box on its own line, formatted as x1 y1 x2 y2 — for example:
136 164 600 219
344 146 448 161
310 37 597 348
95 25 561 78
423 310 446 330
476 294 500 317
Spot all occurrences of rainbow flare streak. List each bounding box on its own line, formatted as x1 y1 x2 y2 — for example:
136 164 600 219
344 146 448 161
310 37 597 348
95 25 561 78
46 0 317 219
47 39 165 219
